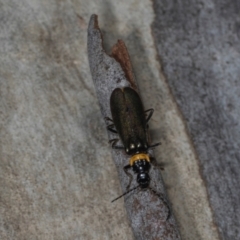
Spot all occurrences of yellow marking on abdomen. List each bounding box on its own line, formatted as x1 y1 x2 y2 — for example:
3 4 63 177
130 153 150 166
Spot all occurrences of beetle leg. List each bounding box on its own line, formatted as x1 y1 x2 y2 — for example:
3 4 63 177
105 116 117 133
145 108 154 123
109 138 124 149
124 164 133 190
149 142 161 148
150 156 164 170
104 116 113 122
107 124 118 133
105 117 118 133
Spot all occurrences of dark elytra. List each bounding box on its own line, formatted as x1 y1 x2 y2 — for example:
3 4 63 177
107 87 170 219
110 87 148 155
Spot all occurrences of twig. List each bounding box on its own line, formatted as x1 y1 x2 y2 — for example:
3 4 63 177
88 14 181 240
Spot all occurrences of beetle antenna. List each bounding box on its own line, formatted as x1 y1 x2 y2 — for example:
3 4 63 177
111 185 140 203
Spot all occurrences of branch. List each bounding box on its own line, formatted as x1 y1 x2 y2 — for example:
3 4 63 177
88 14 181 240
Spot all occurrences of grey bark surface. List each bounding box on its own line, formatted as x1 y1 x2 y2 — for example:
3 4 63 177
152 0 240 239
0 0 223 239
88 14 181 240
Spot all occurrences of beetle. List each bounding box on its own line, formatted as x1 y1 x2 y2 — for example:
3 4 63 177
106 87 161 190
106 87 170 219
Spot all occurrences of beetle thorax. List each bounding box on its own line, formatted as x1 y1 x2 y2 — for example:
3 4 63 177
125 138 148 155
132 159 151 188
